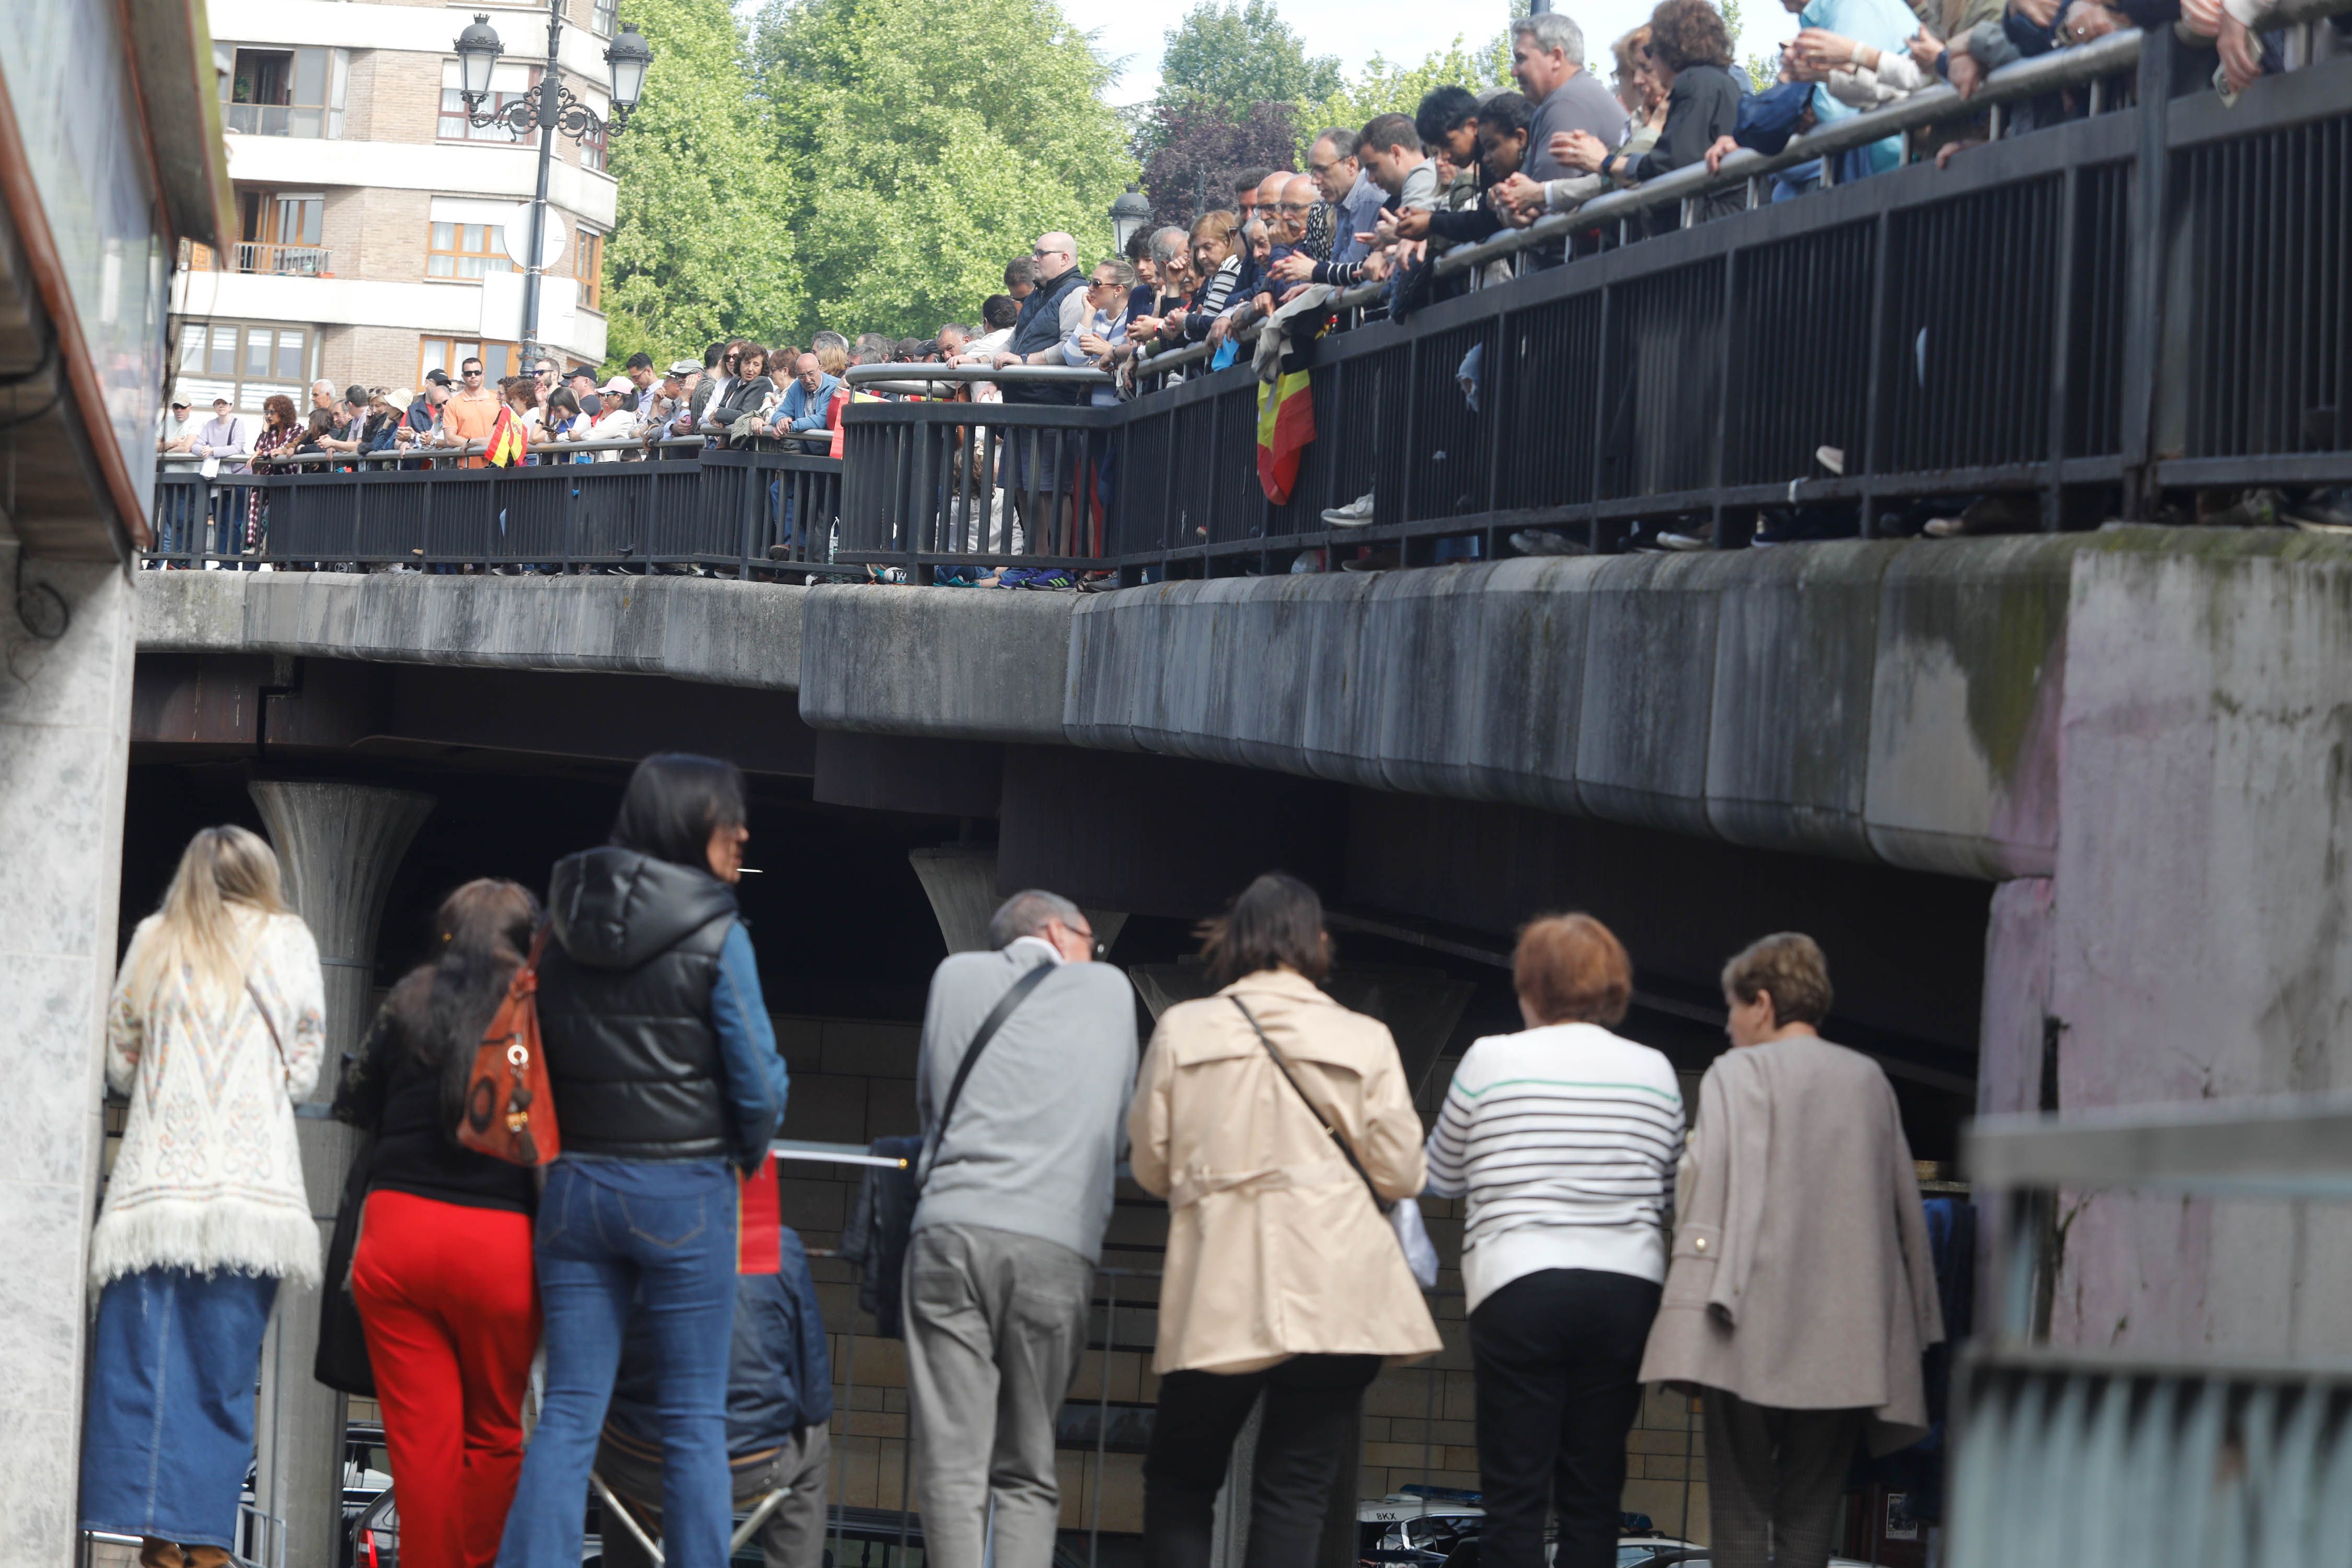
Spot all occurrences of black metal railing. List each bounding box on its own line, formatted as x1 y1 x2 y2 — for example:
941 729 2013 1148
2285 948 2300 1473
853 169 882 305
147 438 843 576
148 22 2351 584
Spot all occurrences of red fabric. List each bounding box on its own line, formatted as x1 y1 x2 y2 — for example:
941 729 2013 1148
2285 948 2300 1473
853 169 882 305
737 1153 780 1273
352 1190 541 1568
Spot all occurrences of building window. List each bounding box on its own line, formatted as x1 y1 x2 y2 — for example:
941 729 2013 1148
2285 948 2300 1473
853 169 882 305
592 0 618 36
580 118 607 174
575 228 604 309
420 338 519 385
171 320 314 413
228 191 329 275
428 222 514 279
439 85 538 144
220 46 347 137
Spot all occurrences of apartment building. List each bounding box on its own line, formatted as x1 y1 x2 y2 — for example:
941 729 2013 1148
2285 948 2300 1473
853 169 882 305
168 0 620 414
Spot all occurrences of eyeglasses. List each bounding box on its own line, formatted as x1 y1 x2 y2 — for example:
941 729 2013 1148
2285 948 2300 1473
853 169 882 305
1276 202 1312 214
463 369 483 378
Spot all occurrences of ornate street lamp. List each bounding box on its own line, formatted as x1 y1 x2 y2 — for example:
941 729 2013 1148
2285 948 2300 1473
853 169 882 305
1110 183 1152 256
453 8 654 366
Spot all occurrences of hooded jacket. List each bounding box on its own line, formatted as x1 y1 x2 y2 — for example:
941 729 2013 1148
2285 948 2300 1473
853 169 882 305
538 846 755 1161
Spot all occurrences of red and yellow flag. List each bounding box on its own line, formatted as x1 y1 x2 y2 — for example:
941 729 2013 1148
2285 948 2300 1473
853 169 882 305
486 406 529 468
1256 368 1313 504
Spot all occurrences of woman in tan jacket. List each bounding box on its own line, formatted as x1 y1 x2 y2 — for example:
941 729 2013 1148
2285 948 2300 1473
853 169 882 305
1129 874 1441 1568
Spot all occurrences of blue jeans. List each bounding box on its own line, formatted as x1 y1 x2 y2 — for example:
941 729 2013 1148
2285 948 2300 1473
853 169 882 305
496 1157 739 1568
79 1267 279 1547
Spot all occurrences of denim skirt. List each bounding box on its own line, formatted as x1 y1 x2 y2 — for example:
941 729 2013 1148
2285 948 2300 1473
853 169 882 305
80 1266 280 1547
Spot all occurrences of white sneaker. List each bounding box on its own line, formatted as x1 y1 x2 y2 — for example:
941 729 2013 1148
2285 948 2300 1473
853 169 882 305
1509 528 1588 557
1321 492 1375 527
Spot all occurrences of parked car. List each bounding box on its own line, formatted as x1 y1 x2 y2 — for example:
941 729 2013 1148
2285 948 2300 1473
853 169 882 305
1361 1492 1486 1563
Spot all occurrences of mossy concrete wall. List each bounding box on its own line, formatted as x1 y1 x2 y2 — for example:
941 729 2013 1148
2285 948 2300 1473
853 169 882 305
2026 528 2352 1357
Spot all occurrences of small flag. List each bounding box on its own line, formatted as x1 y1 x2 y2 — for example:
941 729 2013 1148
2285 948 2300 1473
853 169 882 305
736 1151 780 1274
1256 368 1314 505
487 406 528 468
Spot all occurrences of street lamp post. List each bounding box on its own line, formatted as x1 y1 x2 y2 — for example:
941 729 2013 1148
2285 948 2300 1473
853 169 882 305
453 7 651 368
1109 183 1152 257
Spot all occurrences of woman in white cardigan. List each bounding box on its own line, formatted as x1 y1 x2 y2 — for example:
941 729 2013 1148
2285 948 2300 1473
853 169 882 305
79 825 326 1568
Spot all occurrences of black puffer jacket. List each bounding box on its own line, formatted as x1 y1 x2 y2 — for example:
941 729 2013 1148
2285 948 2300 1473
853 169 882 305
539 846 739 1160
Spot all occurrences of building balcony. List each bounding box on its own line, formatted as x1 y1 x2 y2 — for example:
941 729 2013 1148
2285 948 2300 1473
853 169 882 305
221 102 330 137
186 240 333 277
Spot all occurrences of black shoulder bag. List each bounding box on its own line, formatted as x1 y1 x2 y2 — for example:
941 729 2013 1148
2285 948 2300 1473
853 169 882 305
844 962 1054 1338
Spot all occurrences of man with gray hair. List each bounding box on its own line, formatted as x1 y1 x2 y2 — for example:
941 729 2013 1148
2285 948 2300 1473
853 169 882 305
1512 10 1631 258
905 888 1138 1568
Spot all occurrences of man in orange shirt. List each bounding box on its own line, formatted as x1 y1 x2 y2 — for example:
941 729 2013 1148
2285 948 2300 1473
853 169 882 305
440 355 500 467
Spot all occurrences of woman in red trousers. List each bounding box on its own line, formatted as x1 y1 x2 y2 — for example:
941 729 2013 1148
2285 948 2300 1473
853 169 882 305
335 880 545 1568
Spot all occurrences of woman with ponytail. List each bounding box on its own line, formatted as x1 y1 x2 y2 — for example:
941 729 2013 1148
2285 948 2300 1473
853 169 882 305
80 825 326 1568
332 879 546 1568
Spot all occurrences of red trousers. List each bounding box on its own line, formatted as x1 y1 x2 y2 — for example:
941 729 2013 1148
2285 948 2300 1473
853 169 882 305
352 1190 541 1568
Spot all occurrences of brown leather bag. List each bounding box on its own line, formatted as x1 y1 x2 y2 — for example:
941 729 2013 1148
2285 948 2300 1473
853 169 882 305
457 926 560 1166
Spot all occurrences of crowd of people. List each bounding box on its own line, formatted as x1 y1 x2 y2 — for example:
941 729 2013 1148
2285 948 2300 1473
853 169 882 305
154 0 2345 571
87 750 1949 1568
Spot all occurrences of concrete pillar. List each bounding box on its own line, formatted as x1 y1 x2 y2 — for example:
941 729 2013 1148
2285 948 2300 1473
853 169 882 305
0 553 136 1567
247 781 434 1568
908 846 1127 956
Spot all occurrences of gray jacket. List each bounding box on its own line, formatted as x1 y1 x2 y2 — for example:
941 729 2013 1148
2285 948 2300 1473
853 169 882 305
912 941 1139 1262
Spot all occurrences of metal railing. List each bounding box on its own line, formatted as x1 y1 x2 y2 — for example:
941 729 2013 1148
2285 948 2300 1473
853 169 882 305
146 436 844 576
151 30 2352 584
1954 1092 2352 1564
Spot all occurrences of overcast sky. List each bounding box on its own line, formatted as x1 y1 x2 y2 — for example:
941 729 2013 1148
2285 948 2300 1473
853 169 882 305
1060 0 1801 107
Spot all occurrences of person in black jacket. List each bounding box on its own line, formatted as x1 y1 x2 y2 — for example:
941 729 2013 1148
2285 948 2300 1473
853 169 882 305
494 753 789 1568
595 1228 835 1568
335 878 546 1568
1556 0 1751 226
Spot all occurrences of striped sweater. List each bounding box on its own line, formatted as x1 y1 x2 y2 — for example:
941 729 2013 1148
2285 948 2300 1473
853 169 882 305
1424 1023 1686 1313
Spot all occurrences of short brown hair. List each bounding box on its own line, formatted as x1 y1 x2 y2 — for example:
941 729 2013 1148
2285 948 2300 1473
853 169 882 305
1514 913 1632 1026
1197 872 1331 987
1721 932 1834 1027
1646 0 1733 71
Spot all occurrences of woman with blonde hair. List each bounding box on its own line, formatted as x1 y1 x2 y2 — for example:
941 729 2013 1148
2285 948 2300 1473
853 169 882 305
79 825 326 1568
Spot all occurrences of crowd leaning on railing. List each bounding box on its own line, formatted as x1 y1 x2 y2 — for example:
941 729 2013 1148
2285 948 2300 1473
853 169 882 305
155 0 2350 581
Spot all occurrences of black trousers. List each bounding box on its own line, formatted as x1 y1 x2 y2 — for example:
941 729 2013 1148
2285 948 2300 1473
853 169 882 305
1142 1353 1382 1568
1468 1268 1664 1568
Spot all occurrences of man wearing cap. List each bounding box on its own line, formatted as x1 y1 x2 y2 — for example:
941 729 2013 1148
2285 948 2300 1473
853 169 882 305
643 361 701 459
159 399 200 453
187 397 251 560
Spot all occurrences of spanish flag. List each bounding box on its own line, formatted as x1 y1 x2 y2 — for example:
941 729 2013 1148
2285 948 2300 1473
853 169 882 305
486 405 528 468
1256 368 1313 504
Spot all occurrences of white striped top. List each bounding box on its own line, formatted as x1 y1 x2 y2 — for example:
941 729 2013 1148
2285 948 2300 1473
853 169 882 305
1424 1023 1686 1313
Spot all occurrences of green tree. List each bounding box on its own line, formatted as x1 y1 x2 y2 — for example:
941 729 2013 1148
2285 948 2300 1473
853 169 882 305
601 0 803 370
1157 0 1343 119
1720 0 1785 90
1302 34 1512 158
753 0 1138 340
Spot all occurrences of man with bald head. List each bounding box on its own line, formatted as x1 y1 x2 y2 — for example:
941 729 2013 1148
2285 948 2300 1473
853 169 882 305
993 229 1088 408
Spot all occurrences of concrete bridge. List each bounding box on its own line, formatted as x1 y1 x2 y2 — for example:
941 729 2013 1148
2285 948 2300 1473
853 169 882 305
134 526 2352 1367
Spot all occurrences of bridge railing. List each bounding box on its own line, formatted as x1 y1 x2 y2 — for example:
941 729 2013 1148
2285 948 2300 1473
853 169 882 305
147 33 2351 582
147 440 843 576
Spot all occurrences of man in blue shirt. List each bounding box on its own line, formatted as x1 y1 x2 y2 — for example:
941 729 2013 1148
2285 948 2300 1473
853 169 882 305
765 353 838 443
596 1225 835 1568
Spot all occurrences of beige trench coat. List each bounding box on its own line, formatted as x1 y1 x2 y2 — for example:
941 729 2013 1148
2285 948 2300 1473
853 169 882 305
1129 968 1443 1376
1638 1033 1945 1454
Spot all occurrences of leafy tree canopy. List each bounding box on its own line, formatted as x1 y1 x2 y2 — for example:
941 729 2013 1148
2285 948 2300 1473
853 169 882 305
1137 98 1305 229
1158 0 1343 118
751 0 1139 339
601 0 802 369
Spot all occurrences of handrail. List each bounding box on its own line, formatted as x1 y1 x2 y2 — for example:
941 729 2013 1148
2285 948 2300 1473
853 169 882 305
840 363 1112 388
156 434 728 467
1131 18 2223 379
